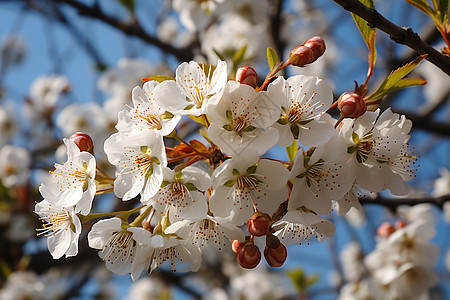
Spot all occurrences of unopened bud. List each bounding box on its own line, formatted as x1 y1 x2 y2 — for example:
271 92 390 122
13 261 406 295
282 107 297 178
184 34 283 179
265 234 281 249
264 243 287 268
232 239 247 253
304 36 326 59
69 132 94 154
377 222 395 238
247 212 271 237
237 243 261 269
395 220 407 229
289 45 315 67
337 92 367 118
235 66 258 88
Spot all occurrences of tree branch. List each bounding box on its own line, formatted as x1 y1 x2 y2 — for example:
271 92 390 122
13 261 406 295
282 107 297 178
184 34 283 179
52 0 194 62
331 0 450 76
360 193 450 210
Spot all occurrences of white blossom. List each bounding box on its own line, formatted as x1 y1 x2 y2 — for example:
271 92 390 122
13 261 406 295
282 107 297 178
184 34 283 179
88 217 138 275
210 150 289 225
273 209 335 245
35 184 82 259
145 166 211 219
267 75 334 147
104 132 167 202
154 60 227 117
116 80 181 137
207 81 280 156
50 138 96 215
0 145 30 188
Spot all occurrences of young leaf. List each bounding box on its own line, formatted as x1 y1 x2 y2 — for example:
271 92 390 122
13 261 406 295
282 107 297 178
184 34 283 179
435 0 449 22
351 0 377 69
366 54 428 101
404 0 436 17
232 45 248 68
141 75 174 83
286 140 298 162
266 47 278 72
213 48 226 61
117 0 135 13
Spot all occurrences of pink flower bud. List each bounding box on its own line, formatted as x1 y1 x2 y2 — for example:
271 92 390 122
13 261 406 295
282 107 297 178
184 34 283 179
247 212 271 237
264 243 287 268
337 92 367 118
69 132 94 154
289 45 315 67
237 243 261 269
304 36 326 59
235 66 258 88
395 220 407 229
377 222 395 238
232 239 247 253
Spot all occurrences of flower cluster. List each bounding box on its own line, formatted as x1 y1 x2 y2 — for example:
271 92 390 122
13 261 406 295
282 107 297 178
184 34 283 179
338 204 438 300
35 39 418 279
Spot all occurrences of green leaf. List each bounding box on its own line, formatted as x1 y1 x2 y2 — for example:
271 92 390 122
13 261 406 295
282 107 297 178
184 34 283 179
404 0 436 17
213 48 226 61
232 168 241 177
287 269 320 293
366 54 428 101
266 47 278 72
117 0 135 13
435 0 449 22
351 0 377 69
232 45 248 68
141 75 175 83
286 140 298 162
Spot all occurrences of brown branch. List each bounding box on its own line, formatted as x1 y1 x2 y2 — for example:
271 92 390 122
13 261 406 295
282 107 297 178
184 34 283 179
52 0 194 62
269 0 286 61
360 193 450 209
331 0 450 76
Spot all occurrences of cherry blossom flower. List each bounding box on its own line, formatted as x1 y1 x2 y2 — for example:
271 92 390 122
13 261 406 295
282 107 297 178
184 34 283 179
340 109 414 195
154 60 227 117
165 198 245 250
173 0 224 32
104 132 167 202
340 241 366 282
267 75 334 147
56 102 103 138
0 145 30 188
129 227 202 278
25 75 70 123
332 184 364 216
88 217 137 275
116 80 181 137
50 138 96 215
35 184 81 259
207 81 280 156
145 166 211 219
272 209 336 246
289 138 354 215
209 150 289 225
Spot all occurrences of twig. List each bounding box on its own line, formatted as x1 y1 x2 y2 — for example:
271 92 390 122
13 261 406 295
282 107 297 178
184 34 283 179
359 193 450 209
331 0 450 76
52 0 194 62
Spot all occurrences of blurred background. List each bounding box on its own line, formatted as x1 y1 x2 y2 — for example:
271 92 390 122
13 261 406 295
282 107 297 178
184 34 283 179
0 0 449 299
